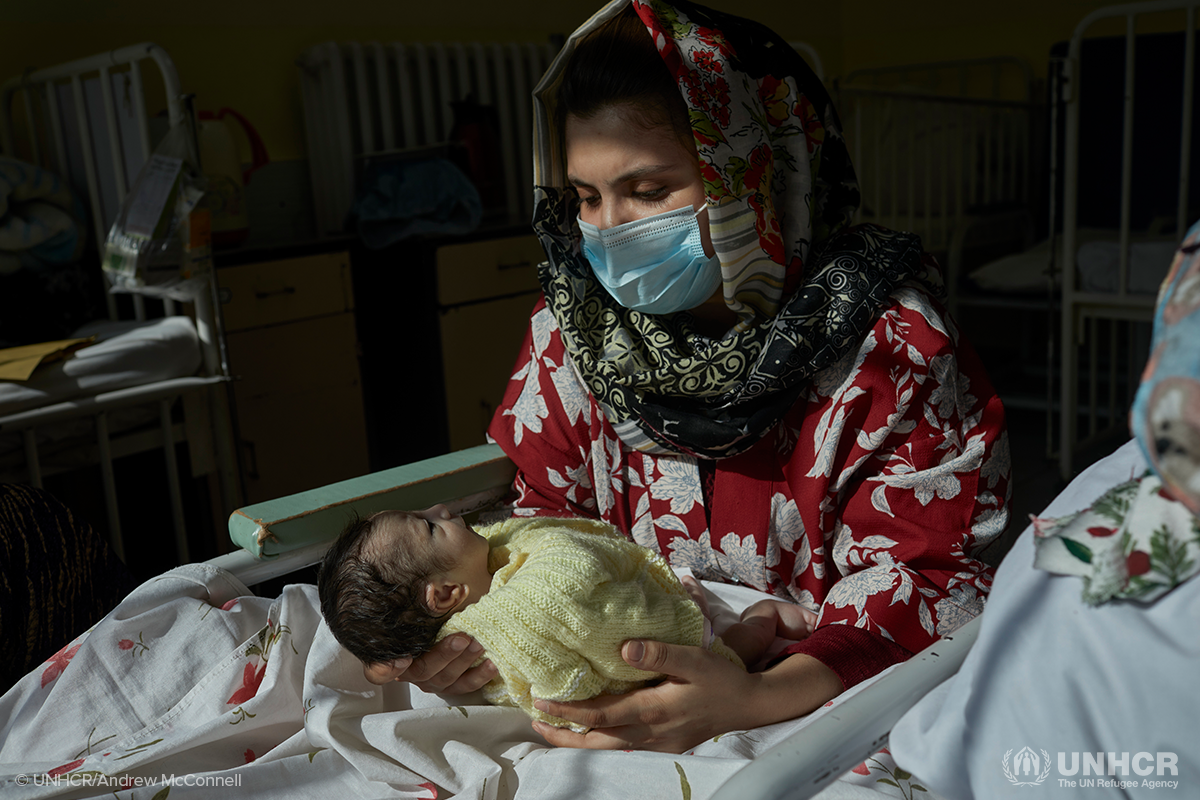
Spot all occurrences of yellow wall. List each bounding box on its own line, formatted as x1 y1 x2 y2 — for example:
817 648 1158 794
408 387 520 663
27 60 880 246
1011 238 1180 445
0 0 1171 162
839 1 1184 80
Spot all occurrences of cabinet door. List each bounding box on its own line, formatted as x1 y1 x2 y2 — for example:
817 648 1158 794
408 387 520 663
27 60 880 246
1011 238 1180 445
219 252 353 333
227 312 369 504
439 293 539 452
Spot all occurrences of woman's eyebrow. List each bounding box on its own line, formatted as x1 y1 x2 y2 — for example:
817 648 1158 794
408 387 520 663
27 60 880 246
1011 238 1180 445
568 164 675 189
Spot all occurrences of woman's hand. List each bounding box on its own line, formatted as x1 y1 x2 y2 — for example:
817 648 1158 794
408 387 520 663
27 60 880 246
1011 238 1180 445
530 639 841 753
362 633 498 693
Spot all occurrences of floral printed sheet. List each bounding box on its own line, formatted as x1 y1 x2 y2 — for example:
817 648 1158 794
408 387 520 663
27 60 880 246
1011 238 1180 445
0 564 942 800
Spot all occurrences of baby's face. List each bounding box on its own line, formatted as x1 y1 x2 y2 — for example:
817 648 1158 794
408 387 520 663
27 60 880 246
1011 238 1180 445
371 505 492 600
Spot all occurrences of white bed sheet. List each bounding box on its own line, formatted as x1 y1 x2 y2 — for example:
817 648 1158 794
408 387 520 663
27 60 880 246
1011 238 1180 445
0 565 942 800
0 316 201 417
967 229 1176 295
892 439 1198 796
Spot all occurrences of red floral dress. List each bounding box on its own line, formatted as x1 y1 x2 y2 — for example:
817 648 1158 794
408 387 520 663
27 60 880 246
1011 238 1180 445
488 284 1011 686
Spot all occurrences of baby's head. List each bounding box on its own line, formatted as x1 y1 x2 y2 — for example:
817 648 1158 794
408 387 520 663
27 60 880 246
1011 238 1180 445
317 504 492 665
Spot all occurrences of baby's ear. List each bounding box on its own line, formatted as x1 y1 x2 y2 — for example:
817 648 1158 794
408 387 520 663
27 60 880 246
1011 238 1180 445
425 579 465 614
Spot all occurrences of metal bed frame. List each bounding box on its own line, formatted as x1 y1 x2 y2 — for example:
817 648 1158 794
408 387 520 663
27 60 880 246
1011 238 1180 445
0 43 239 563
833 56 1038 318
1057 0 1200 480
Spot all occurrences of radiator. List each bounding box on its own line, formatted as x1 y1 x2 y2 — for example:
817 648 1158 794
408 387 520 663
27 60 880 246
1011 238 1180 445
298 40 560 237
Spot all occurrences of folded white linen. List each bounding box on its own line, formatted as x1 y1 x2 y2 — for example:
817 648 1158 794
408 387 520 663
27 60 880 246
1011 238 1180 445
0 316 200 416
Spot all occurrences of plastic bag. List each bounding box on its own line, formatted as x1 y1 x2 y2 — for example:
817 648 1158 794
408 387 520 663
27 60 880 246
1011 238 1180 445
103 123 211 302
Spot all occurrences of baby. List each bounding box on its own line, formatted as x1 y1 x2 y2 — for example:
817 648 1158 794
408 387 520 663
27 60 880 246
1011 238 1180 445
317 504 816 729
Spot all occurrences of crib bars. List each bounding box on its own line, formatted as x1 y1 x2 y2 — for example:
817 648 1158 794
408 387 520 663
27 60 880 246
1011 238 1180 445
834 58 1038 317
1057 0 1199 479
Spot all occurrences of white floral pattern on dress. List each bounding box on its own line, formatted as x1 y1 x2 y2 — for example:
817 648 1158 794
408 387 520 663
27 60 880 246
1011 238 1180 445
714 532 770 590
649 457 704 515
489 286 1011 670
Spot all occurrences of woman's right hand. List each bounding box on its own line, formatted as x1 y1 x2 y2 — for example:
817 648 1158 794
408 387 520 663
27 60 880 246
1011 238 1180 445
362 633 498 693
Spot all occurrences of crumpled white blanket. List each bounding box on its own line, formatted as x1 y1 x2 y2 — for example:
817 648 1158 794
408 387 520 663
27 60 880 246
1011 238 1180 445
0 563 940 800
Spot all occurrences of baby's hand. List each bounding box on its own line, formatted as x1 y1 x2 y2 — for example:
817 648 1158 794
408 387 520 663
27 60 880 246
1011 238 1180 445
680 574 711 618
742 599 816 640
361 634 497 692
722 599 819 668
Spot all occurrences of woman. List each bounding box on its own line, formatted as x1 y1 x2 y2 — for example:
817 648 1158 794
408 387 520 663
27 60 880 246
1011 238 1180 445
368 0 1011 753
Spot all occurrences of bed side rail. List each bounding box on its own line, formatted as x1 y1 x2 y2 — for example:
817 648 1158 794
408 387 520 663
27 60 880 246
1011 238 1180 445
712 614 981 800
215 443 515 584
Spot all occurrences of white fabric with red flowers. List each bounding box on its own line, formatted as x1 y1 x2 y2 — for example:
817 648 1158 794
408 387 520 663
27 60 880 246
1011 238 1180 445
0 562 948 799
1032 471 1200 605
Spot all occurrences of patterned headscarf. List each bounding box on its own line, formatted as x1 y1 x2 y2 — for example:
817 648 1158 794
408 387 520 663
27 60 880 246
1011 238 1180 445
530 0 936 458
1130 221 1200 516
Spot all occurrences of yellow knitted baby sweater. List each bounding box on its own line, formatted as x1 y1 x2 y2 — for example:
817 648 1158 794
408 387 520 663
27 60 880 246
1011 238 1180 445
437 516 743 730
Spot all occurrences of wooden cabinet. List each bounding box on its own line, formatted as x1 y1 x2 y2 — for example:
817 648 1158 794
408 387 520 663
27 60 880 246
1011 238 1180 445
219 251 369 504
436 235 543 452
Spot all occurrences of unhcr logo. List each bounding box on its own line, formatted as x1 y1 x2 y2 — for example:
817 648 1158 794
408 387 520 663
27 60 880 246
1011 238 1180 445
1003 747 1051 786
1001 748 1181 789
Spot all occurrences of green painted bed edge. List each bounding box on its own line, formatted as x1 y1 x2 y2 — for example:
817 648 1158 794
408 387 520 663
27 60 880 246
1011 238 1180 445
227 444 516 559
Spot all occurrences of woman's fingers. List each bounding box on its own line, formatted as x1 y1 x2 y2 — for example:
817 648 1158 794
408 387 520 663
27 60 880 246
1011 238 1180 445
362 657 412 685
533 693 632 732
532 720 643 751
437 658 499 694
530 638 734 752
361 634 497 694
621 638 710 681
403 635 476 683
679 575 710 617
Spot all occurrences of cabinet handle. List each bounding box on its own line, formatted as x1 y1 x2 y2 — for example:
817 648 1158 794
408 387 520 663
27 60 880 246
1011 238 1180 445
242 440 260 480
255 286 297 299
497 260 531 271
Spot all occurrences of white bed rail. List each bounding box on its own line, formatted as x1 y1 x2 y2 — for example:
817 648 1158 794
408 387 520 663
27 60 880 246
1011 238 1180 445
0 376 226 562
1057 0 1199 479
713 615 980 800
297 40 560 237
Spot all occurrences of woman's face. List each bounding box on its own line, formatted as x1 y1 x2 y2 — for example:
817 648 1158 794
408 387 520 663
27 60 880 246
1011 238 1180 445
565 106 715 258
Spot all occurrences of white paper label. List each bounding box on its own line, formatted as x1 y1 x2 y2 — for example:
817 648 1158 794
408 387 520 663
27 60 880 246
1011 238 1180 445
124 155 183 238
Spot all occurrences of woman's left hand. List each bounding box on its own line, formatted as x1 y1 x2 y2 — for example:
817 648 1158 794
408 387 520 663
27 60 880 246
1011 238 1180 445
531 639 749 752
530 639 840 753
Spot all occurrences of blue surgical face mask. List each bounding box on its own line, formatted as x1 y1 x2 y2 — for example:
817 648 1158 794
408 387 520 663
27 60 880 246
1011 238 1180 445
578 204 722 315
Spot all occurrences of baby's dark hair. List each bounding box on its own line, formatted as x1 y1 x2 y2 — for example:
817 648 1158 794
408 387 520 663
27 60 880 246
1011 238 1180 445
317 512 455 664
558 5 692 145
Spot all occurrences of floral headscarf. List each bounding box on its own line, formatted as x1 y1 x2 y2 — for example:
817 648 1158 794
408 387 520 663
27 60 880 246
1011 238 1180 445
529 0 937 458
1131 221 1200 515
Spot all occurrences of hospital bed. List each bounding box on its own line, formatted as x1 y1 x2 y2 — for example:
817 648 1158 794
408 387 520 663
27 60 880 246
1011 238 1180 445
0 44 239 563
0 424 1165 799
214 443 981 800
